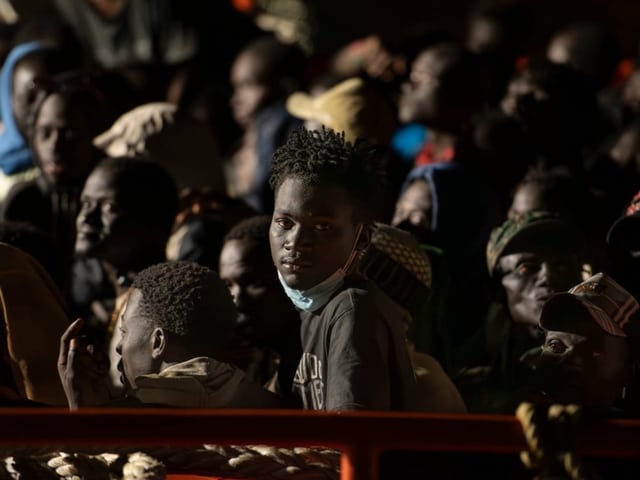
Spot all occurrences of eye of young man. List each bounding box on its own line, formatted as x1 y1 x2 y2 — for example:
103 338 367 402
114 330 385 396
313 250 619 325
274 217 294 230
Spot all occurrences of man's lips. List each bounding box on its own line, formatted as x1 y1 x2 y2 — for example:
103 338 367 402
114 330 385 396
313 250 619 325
281 257 312 272
43 160 66 175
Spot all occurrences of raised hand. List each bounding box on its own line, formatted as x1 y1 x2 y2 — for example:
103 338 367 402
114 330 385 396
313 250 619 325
58 318 111 409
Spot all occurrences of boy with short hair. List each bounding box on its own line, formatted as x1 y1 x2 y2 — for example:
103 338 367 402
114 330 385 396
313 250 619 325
268 127 418 411
58 261 281 409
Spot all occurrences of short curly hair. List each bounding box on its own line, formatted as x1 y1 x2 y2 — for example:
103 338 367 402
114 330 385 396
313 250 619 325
222 216 273 269
269 127 387 222
131 261 236 351
224 215 270 243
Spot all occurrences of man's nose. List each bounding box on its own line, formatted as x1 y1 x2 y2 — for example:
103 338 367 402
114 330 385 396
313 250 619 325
78 203 101 227
285 225 312 251
230 284 250 308
537 261 572 288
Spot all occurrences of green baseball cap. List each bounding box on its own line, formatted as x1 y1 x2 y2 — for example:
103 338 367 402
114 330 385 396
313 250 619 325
486 211 585 277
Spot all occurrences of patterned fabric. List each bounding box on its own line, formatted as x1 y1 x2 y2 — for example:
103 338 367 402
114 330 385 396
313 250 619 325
540 273 640 338
358 223 432 315
486 211 580 277
626 191 640 216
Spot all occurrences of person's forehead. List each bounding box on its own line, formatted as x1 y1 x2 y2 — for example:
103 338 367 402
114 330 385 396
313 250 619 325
546 329 588 344
413 50 449 75
220 239 264 269
499 247 576 268
514 181 544 198
400 180 431 204
37 93 70 120
546 322 615 348
547 33 573 62
83 167 121 193
274 177 354 216
13 57 45 82
121 288 144 326
232 52 267 80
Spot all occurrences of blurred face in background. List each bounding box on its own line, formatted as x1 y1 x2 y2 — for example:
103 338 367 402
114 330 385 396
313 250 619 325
32 93 93 186
392 179 433 245
230 52 272 127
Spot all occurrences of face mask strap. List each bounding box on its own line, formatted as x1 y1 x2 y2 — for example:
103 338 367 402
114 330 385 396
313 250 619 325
339 223 365 275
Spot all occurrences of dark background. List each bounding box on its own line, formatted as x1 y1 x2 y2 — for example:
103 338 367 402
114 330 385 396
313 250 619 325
12 1 640 58
312 0 639 57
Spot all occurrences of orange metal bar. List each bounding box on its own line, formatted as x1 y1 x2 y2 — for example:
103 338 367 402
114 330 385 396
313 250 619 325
2 409 640 479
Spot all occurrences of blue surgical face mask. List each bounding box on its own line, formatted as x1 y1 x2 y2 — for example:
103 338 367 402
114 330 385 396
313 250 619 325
278 269 345 312
278 224 365 312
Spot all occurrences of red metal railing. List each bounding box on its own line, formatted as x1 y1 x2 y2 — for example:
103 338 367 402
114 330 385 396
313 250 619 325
2 408 640 480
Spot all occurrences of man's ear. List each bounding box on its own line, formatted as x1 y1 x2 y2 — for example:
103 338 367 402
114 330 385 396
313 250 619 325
150 328 167 360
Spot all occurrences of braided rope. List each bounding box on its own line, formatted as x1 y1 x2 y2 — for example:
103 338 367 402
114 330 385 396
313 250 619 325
516 402 599 480
0 445 340 480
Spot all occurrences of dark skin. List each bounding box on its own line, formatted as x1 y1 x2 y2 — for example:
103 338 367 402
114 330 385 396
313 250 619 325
500 74 570 159
610 125 640 172
85 0 127 18
230 51 274 128
269 177 370 291
501 75 551 120
391 179 432 244
526 322 630 409
75 166 166 283
507 182 546 220
32 93 94 187
58 317 110 409
398 47 476 151
623 70 640 117
219 238 297 348
59 288 197 408
497 247 583 330
12 57 47 138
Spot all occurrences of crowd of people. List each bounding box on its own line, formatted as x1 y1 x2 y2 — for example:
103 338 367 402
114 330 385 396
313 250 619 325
0 1 640 435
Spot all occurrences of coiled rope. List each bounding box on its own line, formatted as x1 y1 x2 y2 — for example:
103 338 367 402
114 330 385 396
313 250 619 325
516 402 599 480
0 445 340 480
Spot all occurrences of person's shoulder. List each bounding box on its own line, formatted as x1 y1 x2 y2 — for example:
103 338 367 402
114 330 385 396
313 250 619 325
331 276 376 304
2 179 47 219
5 178 43 203
328 277 408 320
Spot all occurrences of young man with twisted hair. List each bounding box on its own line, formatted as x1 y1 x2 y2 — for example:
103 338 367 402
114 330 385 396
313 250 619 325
269 127 418 411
